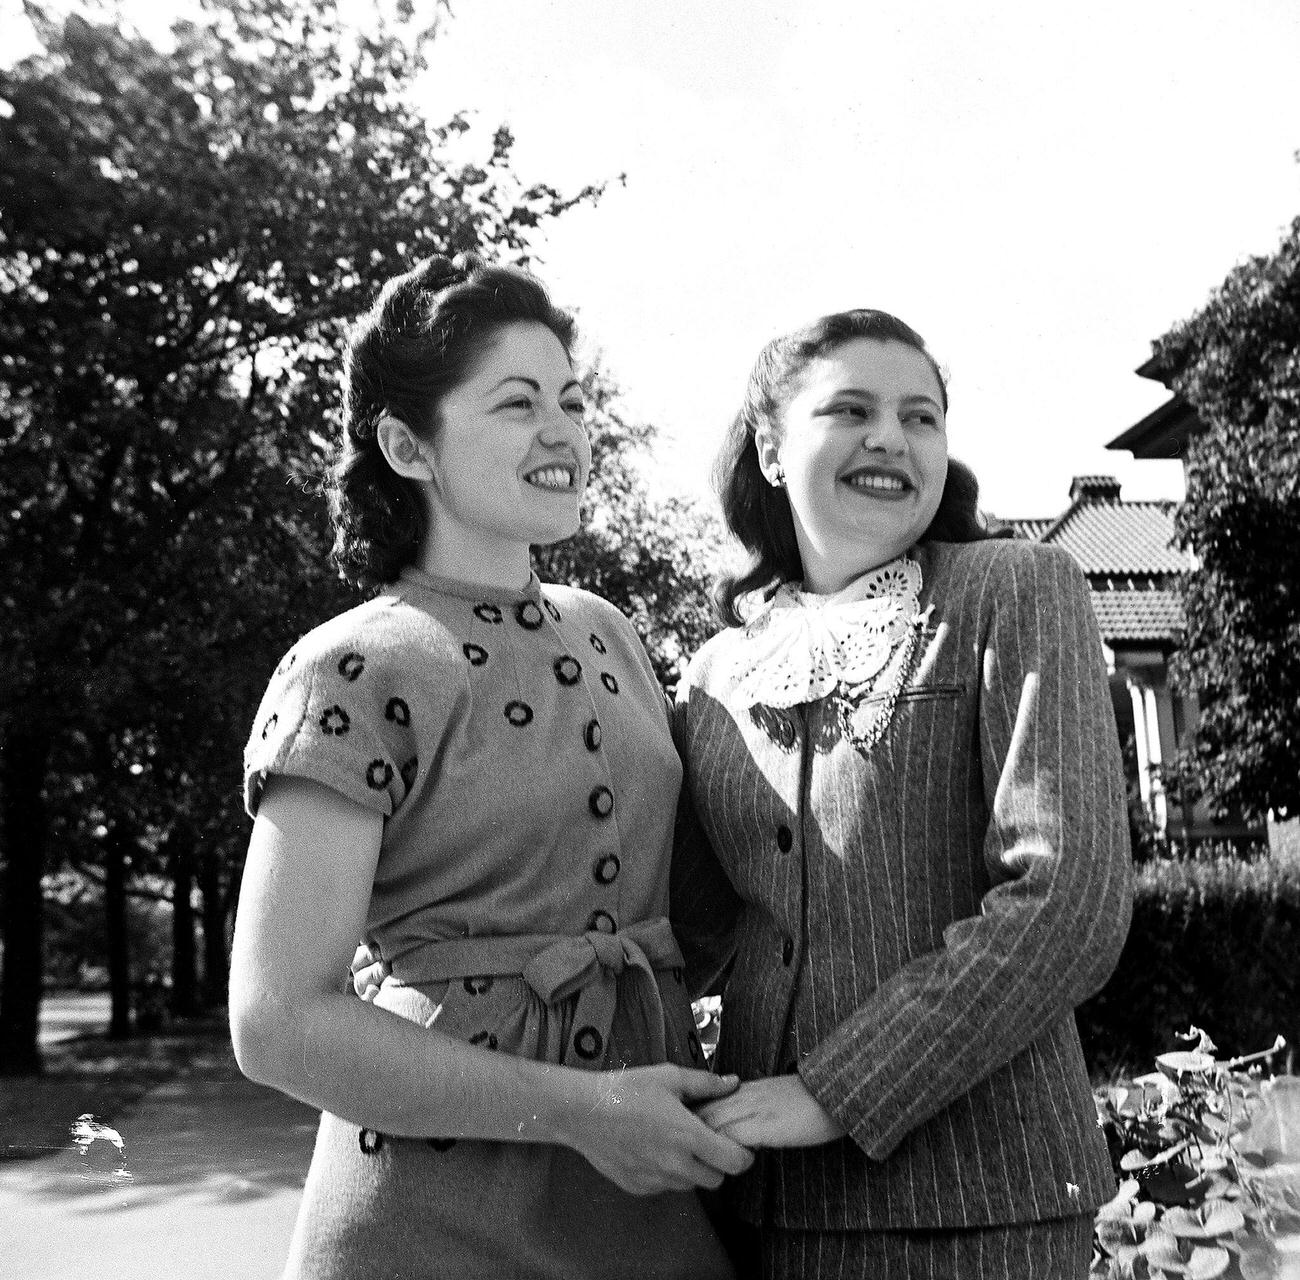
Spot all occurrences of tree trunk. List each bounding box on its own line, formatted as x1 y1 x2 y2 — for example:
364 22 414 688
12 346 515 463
104 823 133 1040
0 727 52 1076
168 827 199 1019
198 847 229 1009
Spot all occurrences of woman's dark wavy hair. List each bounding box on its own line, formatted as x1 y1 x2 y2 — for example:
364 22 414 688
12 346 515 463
712 309 994 627
328 254 577 589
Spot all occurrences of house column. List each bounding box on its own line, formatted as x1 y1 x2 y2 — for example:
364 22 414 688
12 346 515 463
1128 679 1167 830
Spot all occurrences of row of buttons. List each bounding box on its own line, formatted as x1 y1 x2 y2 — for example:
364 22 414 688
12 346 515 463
466 599 622 929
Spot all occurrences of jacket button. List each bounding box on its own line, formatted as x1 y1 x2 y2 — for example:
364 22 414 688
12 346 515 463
589 785 614 818
781 936 794 966
776 825 793 853
776 717 795 748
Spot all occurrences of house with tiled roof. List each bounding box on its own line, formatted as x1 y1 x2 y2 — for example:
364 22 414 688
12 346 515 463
1005 350 1269 847
1107 360 1269 845
1106 353 1204 464
1005 474 1207 839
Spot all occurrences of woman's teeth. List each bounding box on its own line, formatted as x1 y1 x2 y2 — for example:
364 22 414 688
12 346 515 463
845 473 906 492
527 467 574 491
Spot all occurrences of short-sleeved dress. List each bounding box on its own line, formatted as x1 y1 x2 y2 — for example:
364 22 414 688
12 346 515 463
243 566 733 1280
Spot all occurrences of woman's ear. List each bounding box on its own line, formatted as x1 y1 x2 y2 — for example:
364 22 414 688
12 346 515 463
376 415 432 481
755 430 784 487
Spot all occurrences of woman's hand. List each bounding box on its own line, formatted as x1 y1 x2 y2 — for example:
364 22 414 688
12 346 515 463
351 943 388 1000
696 1074 846 1148
562 1065 755 1196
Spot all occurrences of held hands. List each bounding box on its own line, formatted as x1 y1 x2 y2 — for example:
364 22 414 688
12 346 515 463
351 943 387 1000
349 944 752 1196
696 1073 846 1149
566 1064 755 1196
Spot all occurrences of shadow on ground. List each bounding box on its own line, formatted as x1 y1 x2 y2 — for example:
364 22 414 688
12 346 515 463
3 1020 317 1210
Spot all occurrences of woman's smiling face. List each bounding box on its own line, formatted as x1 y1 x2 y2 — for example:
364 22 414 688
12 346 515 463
762 337 949 594
420 319 591 586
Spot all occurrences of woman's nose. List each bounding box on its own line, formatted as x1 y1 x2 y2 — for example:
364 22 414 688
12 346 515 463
860 412 907 453
539 404 582 443
538 407 591 462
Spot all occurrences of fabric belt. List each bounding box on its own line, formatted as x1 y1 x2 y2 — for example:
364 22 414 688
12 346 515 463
378 916 683 1070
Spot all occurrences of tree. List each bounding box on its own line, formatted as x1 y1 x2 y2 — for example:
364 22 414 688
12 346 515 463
535 360 726 690
1154 207 1300 824
0 0 603 1073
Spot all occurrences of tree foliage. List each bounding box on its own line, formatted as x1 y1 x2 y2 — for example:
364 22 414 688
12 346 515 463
535 359 724 690
0 0 722 1072
0 0 605 1072
1156 207 1300 823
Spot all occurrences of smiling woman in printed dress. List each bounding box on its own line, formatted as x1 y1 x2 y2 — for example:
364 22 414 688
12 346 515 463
672 309 1134 1279
228 256 747 1280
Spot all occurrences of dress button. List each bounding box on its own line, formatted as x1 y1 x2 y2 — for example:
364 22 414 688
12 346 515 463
776 825 793 853
593 854 620 885
587 909 617 934
781 936 795 966
584 719 601 752
574 1026 604 1060
589 785 614 818
515 600 544 630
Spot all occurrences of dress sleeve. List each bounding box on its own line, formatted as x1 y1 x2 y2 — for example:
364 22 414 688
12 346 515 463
799 544 1134 1159
243 633 420 821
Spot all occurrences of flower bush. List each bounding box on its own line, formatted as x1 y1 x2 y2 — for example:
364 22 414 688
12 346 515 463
1093 1028 1300 1279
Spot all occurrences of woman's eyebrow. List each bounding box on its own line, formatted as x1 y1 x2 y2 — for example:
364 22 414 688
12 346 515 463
486 375 541 394
485 376 584 396
817 387 878 403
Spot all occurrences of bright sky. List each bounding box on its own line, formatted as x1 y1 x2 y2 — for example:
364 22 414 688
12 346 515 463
7 0 1300 517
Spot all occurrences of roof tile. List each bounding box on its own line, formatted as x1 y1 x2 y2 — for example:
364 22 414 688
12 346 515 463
1043 501 1188 574
1090 589 1185 644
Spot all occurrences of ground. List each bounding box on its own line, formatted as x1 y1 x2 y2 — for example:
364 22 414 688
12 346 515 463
1 993 315 1280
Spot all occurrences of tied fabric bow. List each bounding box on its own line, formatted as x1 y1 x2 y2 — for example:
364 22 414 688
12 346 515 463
732 557 924 709
369 917 685 1070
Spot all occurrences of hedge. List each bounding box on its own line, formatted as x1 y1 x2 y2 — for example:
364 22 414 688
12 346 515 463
1077 854 1300 1075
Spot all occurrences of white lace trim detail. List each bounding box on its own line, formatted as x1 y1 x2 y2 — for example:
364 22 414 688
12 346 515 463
731 558 924 710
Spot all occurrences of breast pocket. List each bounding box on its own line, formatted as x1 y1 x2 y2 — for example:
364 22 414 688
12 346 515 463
895 681 966 704
841 680 968 759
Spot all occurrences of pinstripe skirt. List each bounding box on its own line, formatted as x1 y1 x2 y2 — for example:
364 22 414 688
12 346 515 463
745 1216 1094 1280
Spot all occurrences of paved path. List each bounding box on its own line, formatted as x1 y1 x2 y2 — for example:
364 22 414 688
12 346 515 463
1 1066 317 1279
38 990 112 1046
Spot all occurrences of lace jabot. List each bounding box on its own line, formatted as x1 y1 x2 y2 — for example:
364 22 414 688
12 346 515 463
729 558 927 751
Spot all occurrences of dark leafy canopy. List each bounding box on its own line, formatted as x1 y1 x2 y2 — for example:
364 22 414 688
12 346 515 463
0 0 615 1069
1156 206 1300 823
0 0 602 732
535 360 723 690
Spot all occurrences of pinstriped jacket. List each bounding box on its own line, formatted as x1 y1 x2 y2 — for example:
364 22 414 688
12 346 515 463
671 538 1133 1230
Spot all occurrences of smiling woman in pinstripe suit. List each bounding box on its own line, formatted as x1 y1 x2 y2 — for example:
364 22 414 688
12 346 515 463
673 310 1134 1279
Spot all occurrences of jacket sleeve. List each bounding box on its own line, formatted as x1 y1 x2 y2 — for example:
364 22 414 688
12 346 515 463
668 680 743 1001
799 544 1134 1159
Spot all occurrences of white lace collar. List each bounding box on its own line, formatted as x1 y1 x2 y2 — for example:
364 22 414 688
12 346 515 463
731 557 924 710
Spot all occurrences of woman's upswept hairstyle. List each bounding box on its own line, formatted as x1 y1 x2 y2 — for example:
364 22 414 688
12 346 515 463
712 309 992 626
328 254 577 589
